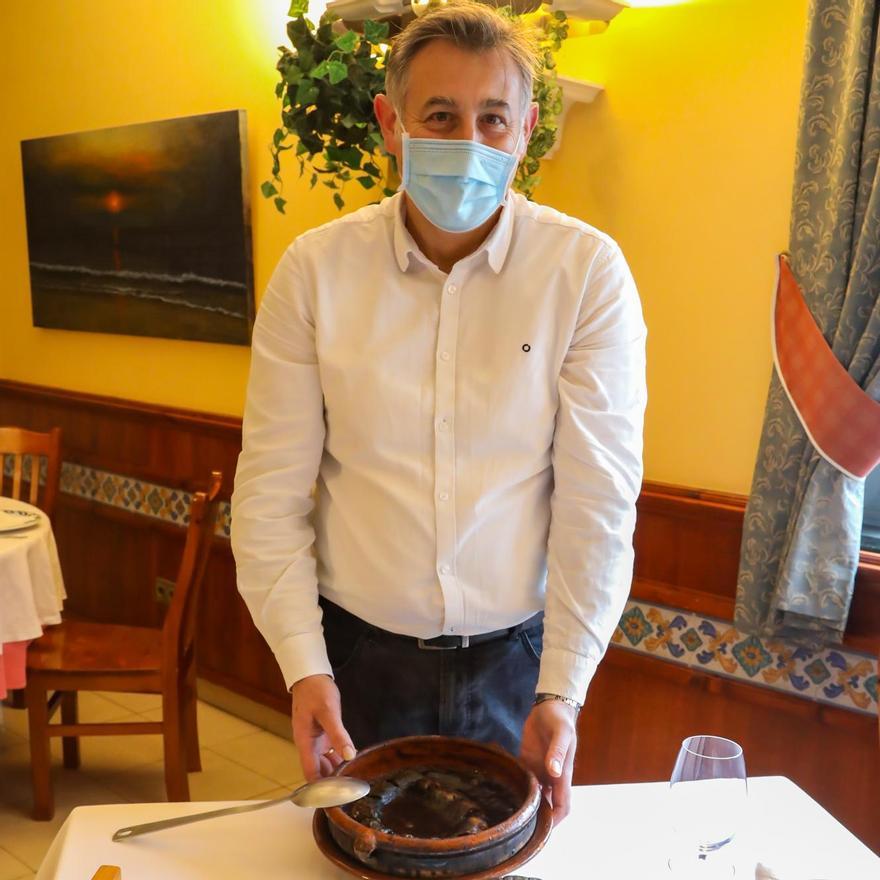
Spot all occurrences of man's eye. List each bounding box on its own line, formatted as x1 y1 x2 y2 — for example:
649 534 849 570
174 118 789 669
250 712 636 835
427 112 452 123
483 114 507 127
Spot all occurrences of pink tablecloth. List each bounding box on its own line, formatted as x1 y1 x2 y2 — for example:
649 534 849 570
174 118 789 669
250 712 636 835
0 638 31 696
0 497 65 698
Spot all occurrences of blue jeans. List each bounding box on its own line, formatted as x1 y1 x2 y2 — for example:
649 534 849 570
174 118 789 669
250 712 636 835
320 598 544 756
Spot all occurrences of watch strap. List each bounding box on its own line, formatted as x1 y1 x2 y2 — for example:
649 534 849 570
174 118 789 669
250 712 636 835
534 692 582 711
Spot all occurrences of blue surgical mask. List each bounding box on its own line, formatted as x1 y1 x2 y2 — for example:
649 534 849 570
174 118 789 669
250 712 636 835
400 131 521 234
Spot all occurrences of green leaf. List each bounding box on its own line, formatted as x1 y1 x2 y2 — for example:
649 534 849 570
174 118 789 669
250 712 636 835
325 145 362 168
310 172 318 188
334 30 358 53
310 60 330 79
382 187 396 198
295 140 309 156
288 0 309 16
274 195 287 213
273 128 286 147
261 181 278 198
363 19 389 43
356 175 376 189
362 161 381 177
274 82 285 98
295 79 319 105
283 66 303 85
327 60 348 85
333 192 345 210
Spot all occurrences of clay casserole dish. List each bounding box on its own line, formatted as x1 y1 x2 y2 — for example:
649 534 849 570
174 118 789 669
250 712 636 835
323 735 542 878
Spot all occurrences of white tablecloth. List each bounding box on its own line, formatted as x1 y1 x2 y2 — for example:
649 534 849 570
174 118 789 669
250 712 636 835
0 496 66 696
35 776 878 880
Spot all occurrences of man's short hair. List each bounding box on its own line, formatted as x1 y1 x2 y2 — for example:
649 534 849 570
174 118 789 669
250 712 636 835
385 1 539 117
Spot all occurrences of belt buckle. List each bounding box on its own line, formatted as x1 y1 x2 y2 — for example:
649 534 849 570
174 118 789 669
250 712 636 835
417 635 470 650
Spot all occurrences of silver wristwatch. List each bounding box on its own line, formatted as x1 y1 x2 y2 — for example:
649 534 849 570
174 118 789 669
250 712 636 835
534 692 582 712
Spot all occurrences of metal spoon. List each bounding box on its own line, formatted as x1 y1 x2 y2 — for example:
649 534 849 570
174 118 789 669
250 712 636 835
112 775 370 842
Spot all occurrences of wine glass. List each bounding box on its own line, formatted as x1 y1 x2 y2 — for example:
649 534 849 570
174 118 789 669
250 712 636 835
668 735 748 877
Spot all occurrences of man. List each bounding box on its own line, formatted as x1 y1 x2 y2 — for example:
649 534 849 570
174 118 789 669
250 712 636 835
231 0 646 823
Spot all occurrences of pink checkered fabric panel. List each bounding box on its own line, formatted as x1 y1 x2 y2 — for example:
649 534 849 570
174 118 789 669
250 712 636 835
774 256 880 478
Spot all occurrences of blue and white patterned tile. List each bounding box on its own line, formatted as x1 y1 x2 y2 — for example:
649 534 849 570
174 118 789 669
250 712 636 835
59 462 229 538
612 600 878 717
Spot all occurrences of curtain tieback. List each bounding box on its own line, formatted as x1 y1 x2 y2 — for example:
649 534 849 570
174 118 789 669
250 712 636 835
773 253 880 479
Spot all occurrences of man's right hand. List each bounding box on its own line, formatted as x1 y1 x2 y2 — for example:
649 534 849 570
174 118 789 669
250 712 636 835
290 674 357 780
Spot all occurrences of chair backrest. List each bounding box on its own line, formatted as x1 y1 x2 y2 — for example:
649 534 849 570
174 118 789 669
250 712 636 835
160 471 223 682
0 426 62 520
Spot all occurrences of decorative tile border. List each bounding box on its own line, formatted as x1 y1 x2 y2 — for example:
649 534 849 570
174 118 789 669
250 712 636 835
9 459 877 716
613 601 878 717
59 462 231 538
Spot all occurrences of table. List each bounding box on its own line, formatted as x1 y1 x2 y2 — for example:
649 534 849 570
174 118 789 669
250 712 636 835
0 497 65 699
34 777 878 879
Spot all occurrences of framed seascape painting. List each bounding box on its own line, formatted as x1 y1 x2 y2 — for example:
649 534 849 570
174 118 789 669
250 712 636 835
20 110 254 345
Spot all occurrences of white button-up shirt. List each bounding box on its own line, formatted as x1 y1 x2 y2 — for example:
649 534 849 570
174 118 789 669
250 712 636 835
231 191 647 703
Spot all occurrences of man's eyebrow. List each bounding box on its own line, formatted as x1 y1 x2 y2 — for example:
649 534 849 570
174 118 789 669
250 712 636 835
420 96 457 112
418 97 512 112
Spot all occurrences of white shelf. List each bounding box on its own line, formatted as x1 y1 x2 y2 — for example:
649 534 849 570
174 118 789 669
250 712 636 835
324 0 404 20
543 75 603 158
549 0 626 19
325 0 627 23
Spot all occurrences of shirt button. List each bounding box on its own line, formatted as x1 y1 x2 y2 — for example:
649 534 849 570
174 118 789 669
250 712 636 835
440 565 451 574
439 491 449 501
438 419 449 432
440 351 451 362
447 284 457 294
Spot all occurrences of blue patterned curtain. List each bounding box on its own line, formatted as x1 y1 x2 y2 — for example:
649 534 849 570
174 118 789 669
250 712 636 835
735 0 880 646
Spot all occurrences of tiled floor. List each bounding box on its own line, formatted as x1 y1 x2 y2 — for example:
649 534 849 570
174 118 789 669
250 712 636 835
0 691 305 879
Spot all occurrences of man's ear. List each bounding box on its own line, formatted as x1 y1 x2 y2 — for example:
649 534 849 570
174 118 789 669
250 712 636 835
520 101 540 159
374 94 402 157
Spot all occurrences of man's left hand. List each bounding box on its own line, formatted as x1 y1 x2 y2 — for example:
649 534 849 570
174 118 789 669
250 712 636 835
519 699 578 824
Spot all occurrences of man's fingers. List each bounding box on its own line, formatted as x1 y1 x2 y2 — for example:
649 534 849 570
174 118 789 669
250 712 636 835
317 709 357 762
319 754 335 777
296 739 321 781
323 747 344 769
551 739 576 823
545 726 572 778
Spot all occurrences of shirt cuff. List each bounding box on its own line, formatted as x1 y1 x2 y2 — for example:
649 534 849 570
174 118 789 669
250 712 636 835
536 647 600 705
273 631 333 693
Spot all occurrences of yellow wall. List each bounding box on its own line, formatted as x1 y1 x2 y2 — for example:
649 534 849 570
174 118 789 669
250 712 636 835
0 0 808 494
540 0 808 492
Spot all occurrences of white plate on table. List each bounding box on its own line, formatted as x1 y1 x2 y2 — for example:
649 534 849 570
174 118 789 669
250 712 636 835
0 508 41 532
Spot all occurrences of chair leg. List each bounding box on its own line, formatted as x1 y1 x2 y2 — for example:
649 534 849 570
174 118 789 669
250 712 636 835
162 689 190 802
26 678 54 820
60 692 81 769
183 663 201 773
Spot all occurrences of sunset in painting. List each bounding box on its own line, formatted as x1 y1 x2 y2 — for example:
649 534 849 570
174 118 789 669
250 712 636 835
20 110 253 344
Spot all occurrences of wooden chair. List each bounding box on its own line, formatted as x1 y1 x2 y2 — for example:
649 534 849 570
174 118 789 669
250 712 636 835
25 471 223 820
0 426 62 520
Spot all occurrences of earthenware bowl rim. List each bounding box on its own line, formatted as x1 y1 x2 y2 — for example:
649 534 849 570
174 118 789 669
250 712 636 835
324 734 542 854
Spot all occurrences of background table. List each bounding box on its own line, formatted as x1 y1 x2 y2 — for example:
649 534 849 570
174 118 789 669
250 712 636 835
35 776 879 879
0 496 65 698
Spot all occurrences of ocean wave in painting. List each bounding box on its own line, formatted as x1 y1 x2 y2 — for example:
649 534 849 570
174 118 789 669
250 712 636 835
29 261 248 319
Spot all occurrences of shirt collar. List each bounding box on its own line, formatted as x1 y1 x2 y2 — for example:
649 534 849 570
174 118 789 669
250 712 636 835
391 191 516 275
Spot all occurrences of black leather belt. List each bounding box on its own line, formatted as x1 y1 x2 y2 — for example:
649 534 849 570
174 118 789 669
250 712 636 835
414 613 543 651
319 597 542 652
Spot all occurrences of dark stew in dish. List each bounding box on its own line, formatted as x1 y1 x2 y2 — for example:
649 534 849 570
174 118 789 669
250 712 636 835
344 766 521 839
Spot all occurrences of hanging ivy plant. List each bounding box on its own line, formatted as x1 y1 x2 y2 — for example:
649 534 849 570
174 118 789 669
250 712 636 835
263 0 569 213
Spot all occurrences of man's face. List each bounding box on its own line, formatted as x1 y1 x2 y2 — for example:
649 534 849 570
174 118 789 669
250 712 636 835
377 39 537 165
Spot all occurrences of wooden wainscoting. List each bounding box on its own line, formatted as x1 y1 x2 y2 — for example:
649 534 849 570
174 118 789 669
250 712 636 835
0 379 290 713
1 380 878 849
